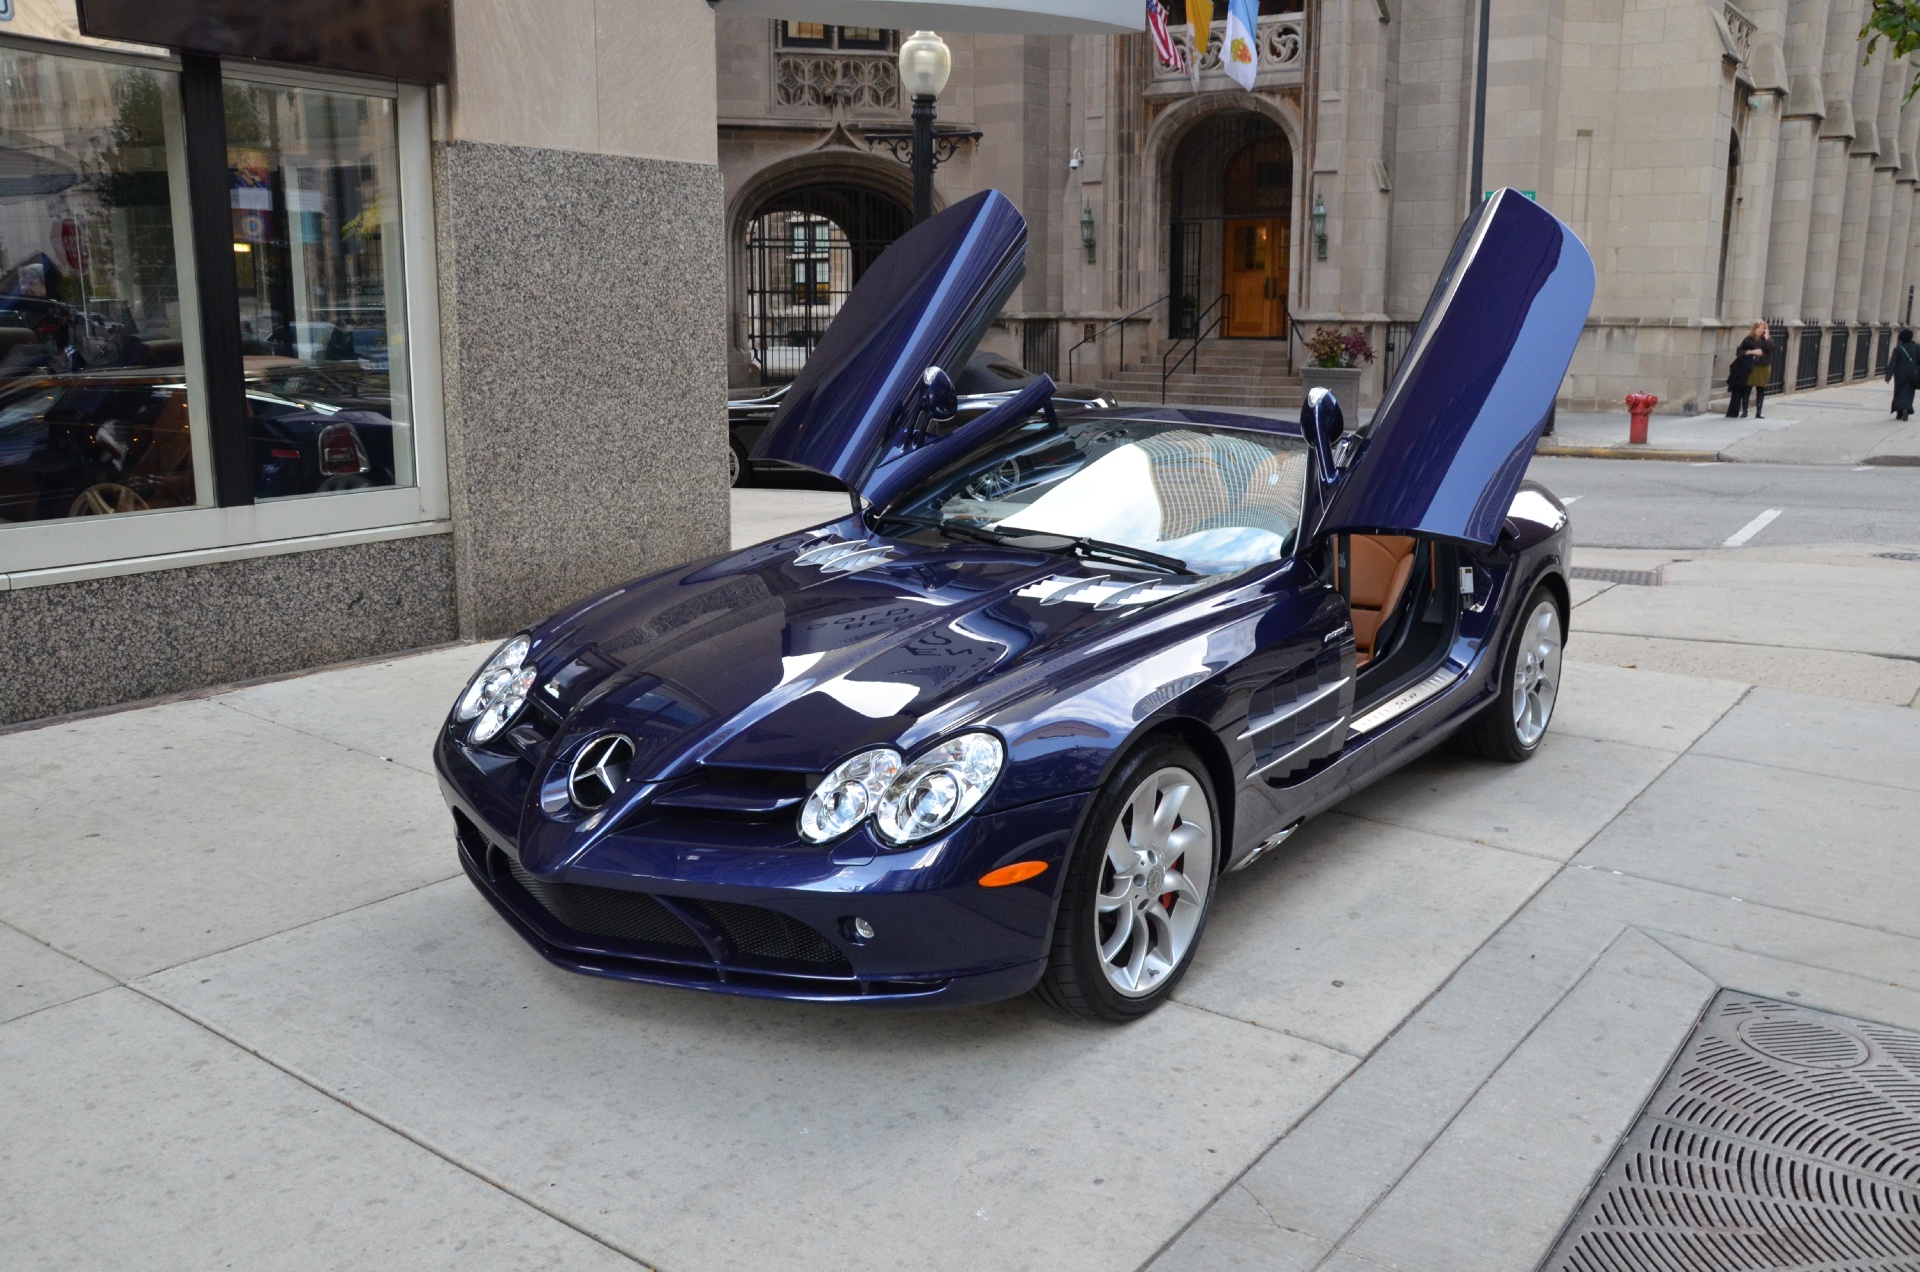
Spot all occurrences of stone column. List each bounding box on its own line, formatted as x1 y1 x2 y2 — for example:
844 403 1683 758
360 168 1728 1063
1860 63 1907 322
1892 88 1920 326
1830 44 1882 324
1727 92 1784 324
438 0 729 637
1727 1 1789 327
1764 0 1831 386
1799 0 1865 325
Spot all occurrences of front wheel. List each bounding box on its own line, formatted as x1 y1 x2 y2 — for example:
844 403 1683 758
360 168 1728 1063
1453 584 1564 762
728 439 752 488
1034 741 1219 1021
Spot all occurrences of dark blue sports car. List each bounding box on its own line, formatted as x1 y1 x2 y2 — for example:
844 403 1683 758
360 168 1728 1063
435 187 1593 1019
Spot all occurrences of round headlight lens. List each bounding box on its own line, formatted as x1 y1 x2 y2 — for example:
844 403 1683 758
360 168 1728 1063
799 748 902 843
456 635 531 722
874 732 1004 845
469 665 536 744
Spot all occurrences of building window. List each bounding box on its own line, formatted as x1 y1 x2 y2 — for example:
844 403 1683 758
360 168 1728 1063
0 35 444 580
0 47 202 527
778 23 897 51
222 75 414 499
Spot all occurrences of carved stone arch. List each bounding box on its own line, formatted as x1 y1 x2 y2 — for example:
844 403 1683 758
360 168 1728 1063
724 147 920 387
1141 95 1306 343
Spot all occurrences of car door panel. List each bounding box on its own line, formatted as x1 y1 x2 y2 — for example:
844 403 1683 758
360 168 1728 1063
1317 190 1594 547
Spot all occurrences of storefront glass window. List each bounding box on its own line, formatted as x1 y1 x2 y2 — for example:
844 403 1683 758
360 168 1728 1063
224 78 413 499
0 48 203 526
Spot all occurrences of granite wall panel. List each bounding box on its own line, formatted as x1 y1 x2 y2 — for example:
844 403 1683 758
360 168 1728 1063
435 140 730 639
0 534 458 727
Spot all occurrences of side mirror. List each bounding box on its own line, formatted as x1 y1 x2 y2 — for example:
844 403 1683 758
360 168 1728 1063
1301 386 1344 481
920 366 958 422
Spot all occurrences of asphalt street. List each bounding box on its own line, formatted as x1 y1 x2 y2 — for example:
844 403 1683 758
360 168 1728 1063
1526 456 1920 550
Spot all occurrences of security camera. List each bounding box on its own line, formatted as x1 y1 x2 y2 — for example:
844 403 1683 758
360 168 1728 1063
1069 147 1083 171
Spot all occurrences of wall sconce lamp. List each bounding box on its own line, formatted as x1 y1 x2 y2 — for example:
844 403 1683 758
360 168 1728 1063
1311 195 1328 262
1081 203 1097 264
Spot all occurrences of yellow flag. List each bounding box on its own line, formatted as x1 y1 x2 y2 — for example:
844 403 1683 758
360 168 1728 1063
1189 0 1215 58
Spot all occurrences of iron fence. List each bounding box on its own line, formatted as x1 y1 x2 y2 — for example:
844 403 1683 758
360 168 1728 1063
1796 323 1822 390
735 185 909 383
1854 326 1871 380
1827 325 1850 385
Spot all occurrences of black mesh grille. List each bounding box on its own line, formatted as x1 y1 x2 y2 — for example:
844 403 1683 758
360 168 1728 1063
499 851 703 949
690 900 849 967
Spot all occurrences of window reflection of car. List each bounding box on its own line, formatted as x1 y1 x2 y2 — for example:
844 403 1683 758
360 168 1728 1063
0 364 399 523
726 351 1113 487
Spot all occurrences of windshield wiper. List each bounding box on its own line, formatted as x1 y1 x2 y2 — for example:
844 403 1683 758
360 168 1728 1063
1063 536 1188 575
988 528 1188 575
870 512 1014 547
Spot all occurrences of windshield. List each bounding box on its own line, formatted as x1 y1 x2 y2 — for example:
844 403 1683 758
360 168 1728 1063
888 417 1311 576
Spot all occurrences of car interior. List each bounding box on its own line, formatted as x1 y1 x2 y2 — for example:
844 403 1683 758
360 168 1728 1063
1330 532 1461 703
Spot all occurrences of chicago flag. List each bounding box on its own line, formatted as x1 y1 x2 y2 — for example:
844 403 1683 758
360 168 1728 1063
1223 0 1258 91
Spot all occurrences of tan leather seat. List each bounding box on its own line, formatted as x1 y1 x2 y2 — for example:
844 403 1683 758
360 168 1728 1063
1346 534 1417 665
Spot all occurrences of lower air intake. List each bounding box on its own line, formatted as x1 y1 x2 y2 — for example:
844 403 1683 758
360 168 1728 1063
1542 991 1920 1271
499 851 702 949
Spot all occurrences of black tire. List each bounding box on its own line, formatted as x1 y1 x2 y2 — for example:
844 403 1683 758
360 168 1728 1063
1452 582 1565 763
728 439 753 488
1033 739 1220 1021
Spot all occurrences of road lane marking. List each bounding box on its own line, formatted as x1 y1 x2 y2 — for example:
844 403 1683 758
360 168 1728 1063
1722 508 1782 548
1561 495 1582 503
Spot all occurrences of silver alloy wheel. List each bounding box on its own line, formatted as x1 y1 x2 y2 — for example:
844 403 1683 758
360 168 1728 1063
1094 765 1214 998
1511 597 1563 748
727 444 741 486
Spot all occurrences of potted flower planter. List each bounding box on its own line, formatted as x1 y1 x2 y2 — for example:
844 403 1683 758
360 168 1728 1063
1299 364 1363 412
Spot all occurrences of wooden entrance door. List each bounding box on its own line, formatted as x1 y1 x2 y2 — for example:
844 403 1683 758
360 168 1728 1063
1223 218 1289 338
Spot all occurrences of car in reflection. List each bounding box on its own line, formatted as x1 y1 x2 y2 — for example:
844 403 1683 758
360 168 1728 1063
0 361 398 522
726 351 1111 487
436 188 1591 1018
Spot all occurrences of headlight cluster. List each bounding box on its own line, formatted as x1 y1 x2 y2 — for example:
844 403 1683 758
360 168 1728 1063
455 635 534 744
798 731 1004 846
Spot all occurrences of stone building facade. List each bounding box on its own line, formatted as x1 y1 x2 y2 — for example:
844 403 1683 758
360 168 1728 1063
0 0 729 725
716 1 1920 414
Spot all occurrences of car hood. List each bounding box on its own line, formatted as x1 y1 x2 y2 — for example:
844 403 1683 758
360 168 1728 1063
511 520 1214 867
750 190 1028 499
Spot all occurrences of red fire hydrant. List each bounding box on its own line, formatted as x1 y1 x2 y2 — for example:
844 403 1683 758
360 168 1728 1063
1625 393 1658 445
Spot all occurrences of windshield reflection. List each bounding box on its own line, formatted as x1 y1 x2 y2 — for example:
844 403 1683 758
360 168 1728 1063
893 420 1310 577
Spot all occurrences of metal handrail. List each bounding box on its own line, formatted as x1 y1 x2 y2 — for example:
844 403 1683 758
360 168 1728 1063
1161 293 1228 403
1065 294 1169 386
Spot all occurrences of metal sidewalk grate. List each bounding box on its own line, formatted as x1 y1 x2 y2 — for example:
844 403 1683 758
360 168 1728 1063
1569 566 1666 587
1541 991 1920 1271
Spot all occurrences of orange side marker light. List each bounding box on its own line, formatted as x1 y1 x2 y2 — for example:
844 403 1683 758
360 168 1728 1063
978 860 1048 888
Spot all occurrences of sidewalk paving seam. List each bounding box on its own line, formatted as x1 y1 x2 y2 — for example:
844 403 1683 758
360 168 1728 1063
1145 684 1756 1272
1654 743 1920 797
210 695 441 777
1166 993 1367 1059
1571 626 1920 665
1302 925 1646 1272
1564 860 1920 946
1635 927 1920 1002
123 979 660 1270
1133 833 1608 1272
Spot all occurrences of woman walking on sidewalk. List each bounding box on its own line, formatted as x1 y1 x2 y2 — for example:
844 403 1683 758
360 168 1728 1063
1888 328 1918 422
1726 321 1771 418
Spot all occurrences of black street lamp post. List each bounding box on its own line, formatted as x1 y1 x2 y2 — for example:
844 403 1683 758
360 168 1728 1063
864 31 977 226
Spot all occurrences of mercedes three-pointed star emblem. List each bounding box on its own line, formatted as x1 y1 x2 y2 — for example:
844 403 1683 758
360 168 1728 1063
567 733 635 810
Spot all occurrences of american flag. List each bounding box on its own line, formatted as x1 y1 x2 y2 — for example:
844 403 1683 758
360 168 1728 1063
1147 0 1183 70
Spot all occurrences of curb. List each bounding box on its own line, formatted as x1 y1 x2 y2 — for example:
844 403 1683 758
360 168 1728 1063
1863 454 1920 467
1535 445 1724 462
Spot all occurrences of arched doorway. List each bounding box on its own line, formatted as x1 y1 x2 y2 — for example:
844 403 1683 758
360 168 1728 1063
1167 114 1294 339
734 183 911 383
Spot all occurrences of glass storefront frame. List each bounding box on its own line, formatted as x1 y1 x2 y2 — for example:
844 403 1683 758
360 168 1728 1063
0 32 446 584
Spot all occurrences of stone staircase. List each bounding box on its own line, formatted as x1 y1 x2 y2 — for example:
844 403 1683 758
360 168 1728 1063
1094 339 1304 410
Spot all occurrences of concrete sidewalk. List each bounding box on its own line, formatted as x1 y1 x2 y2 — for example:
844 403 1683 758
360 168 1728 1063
1541 381 1920 465
5 497 1919 1270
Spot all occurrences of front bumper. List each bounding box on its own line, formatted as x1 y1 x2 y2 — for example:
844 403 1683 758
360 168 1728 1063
440 758 1088 1008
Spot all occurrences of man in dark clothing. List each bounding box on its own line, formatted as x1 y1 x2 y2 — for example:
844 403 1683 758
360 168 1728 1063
1727 321 1771 418
1889 328 1919 422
